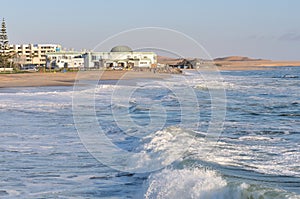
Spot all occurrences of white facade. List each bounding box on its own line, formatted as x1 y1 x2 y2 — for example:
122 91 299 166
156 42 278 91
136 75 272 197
46 51 84 69
9 44 61 66
83 46 157 69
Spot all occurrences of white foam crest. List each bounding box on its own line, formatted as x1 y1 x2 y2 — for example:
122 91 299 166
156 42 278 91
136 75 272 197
136 72 235 91
130 127 196 170
194 81 235 90
175 71 235 90
144 167 295 199
0 90 73 97
96 84 118 90
6 189 20 196
238 135 282 142
136 82 166 89
0 102 71 112
71 84 126 97
144 168 227 199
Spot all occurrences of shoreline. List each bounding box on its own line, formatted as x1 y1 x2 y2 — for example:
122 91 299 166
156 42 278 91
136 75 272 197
1 65 299 88
0 70 170 88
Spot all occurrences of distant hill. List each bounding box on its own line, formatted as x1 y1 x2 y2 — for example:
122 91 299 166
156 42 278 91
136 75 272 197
158 55 269 64
214 56 268 62
156 55 300 69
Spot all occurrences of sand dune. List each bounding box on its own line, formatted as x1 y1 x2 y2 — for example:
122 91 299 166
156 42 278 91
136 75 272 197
214 56 268 62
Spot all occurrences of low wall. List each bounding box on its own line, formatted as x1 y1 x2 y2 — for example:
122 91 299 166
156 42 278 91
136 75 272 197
0 68 13 72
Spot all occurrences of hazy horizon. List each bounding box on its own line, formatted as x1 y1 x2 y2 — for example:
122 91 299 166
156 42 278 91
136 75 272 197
1 0 300 60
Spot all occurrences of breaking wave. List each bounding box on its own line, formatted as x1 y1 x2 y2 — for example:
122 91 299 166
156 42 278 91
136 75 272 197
144 167 299 199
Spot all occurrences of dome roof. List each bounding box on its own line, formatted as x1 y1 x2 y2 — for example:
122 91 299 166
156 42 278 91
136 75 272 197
110 45 132 52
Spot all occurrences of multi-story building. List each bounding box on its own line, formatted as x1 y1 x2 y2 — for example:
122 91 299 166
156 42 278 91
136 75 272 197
9 44 61 66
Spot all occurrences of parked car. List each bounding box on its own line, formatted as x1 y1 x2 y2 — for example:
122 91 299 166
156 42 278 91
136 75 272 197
20 64 38 72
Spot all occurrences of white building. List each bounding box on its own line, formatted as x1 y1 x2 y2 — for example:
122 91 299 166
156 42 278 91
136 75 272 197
9 44 61 66
44 45 157 70
82 46 157 69
45 51 84 69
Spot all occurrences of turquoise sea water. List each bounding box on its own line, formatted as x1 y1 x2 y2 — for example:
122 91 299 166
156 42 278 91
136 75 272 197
0 67 299 198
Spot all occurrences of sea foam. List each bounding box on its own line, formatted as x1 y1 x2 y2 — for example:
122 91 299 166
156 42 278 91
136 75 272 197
144 167 297 199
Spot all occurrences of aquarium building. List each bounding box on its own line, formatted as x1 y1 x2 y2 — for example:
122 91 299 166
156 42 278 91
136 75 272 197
82 46 157 69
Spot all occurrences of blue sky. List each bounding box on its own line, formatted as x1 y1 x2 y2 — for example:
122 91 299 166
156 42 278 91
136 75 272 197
1 0 300 60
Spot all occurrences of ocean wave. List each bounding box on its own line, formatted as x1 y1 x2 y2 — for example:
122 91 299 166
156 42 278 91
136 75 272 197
144 168 227 199
238 135 282 141
0 90 73 97
0 102 71 113
129 127 196 171
144 167 297 199
134 125 300 178
201 139 300 178
138 128 299 178
194 81 235 90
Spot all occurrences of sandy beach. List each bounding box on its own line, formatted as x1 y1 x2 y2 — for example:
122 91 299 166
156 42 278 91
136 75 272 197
0 70 170 88
1 63 300 88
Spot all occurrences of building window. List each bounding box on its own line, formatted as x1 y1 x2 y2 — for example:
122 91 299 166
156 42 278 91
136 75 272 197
92 55 99 60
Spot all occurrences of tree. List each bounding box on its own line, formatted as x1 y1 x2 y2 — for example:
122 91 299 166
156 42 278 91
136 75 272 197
0 18 9 67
